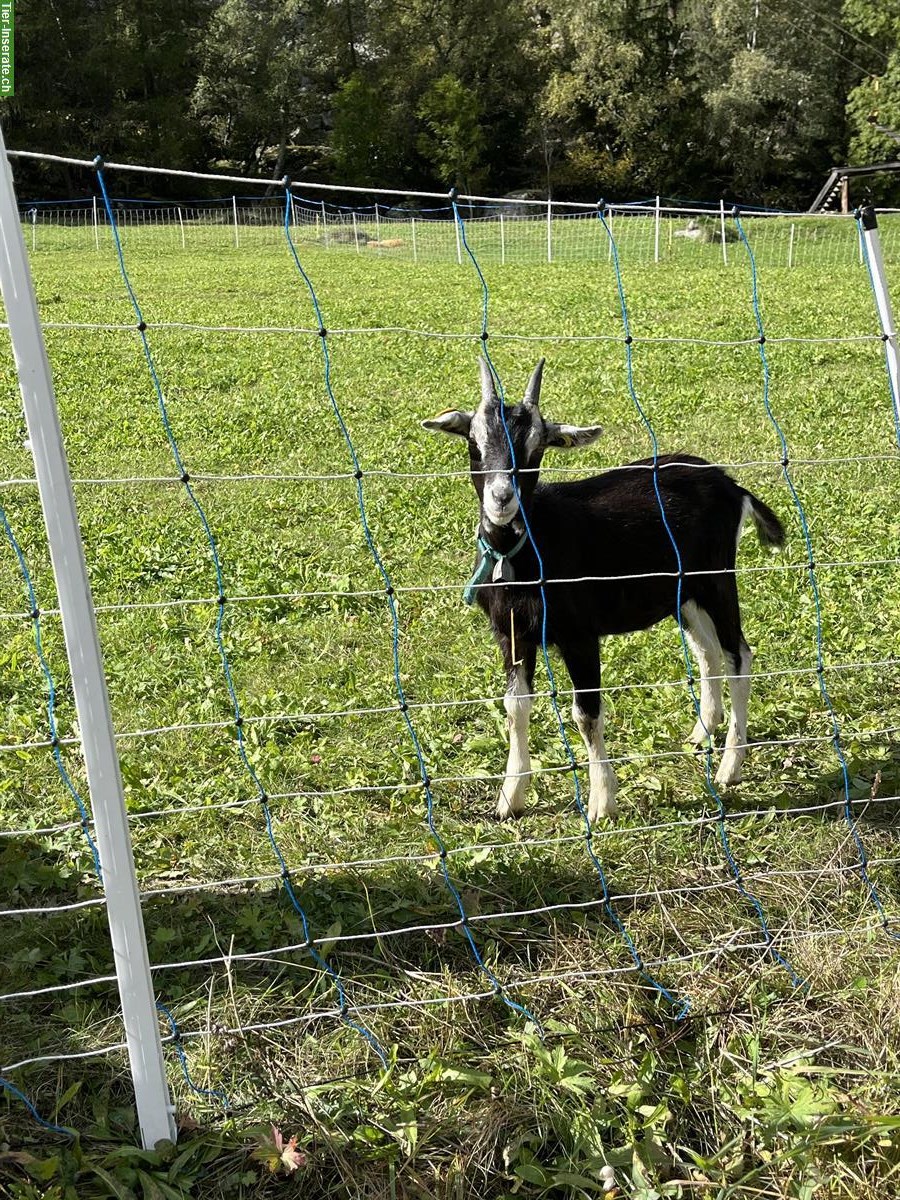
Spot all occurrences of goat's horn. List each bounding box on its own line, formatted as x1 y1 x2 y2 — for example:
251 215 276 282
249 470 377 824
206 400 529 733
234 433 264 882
523 357 545 407
478 355 499 408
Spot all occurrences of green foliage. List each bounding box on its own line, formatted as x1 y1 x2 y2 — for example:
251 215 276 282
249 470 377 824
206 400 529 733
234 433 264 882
6 0 900 203
417 75 485 192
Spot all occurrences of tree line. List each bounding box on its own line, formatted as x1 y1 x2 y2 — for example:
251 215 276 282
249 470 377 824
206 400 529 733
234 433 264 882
5 0 899 206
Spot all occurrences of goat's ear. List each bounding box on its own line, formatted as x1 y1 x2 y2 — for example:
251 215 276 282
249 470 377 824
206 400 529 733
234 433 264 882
544 422 604 449
422 410 472 438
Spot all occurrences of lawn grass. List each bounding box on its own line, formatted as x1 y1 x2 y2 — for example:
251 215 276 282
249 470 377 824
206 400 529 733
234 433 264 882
1 230 900 1198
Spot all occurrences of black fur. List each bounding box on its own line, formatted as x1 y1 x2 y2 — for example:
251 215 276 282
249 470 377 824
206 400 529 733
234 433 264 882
476 453 782 721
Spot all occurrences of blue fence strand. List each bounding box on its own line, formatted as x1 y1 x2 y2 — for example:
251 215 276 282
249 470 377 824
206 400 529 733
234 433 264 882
280 186 542 1031
596 206 804 988
0 495 231 1113
735 210 898 940
0 507 102 880
156 1003 231 1109
451 194 689 1016
95 165 388 1070
0 1076 73 1138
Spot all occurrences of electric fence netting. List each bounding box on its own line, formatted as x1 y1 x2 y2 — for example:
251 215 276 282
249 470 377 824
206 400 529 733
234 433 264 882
1 140 899 1148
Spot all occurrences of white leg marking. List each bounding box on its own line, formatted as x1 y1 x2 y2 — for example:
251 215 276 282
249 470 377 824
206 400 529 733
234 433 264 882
572 699 618 823
715 644 752 787
681 600 724 743
497 666 532 819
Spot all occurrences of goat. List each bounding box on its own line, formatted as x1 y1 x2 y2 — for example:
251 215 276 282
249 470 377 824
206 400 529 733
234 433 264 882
422 357 785 823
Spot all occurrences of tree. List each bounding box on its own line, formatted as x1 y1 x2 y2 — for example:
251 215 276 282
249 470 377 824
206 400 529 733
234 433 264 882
416 74 485 191
844 0 900 202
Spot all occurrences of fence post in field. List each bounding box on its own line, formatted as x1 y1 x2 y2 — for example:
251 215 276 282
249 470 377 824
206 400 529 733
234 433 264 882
606 208 613 261
788 222 795 268
0 128 176 1151
352 210 360 253
654 195 661 263
546 197 552 264
374 203 381 255
232 194 239 247
411 216 417 263
177 205 185 250
500 210 505 266
859 206 900 433
92 195 100 250
321 200 329 248
719 198 728 265
454 207 462 265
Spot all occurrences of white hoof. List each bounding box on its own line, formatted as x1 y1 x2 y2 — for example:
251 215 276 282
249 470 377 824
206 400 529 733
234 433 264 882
587 768 619 823
688 712 723 744
496 777 528 820
688 720 711 746
714 752 744 788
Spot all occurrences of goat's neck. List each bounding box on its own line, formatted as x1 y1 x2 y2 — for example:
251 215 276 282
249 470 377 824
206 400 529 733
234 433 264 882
479 513 528 555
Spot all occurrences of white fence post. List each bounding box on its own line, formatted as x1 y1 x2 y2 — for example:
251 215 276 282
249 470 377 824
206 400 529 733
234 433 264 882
546 197 552 264
232 194 239 247
654 194 661 263
0 130 176 1151
859 205 900 434
454 208 462 265
92 195 100 250
500 210 505 266
411 216 417 263
352 210 360 254
788 222 795 268
321 199 329 247
719 198 728 265
374 203 381 255
30 205 36 252
177 205 185 250
606 208 613 261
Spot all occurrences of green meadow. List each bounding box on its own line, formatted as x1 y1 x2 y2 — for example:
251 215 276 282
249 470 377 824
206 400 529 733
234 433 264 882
1 224 899 1197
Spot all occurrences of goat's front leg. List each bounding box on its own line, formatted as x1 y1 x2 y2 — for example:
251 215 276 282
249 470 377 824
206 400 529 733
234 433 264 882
561 640 618 822
496 640 536 820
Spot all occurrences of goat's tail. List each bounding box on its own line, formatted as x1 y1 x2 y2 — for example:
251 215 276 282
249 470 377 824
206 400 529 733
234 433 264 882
742 490 785 548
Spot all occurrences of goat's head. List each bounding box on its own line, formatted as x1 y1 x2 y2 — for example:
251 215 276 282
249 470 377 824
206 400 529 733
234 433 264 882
422 358 603 530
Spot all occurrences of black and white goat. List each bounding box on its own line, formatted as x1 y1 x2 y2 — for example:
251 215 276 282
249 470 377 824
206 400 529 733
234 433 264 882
423 358 784 823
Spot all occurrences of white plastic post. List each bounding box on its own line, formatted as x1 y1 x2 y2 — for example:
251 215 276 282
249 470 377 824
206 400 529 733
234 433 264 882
788 222 795 268
546 197 552 264
374 203 381 255
607 209 613 261
454 210 462 265
654 195 660 263
177 206 185 250
0 129 176 1151
859 206 900 434
719 199 728 265
232 194 239 247
411 216 417 263
321 200 329 248
30 206 36 252
500 210 505 266
352 211 360 253
92 195 99 250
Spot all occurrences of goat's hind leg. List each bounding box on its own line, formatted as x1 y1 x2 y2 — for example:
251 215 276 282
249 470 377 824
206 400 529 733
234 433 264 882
562 641 618 823
716 636 752 787
497 643 536 820
703 579 752 787
681 599 725 744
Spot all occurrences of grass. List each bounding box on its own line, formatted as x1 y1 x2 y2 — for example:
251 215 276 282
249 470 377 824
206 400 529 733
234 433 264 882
1 228 900 1197
23 207 900 271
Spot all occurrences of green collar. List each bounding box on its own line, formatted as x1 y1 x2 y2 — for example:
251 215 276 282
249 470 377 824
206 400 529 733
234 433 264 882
463 530 529 605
